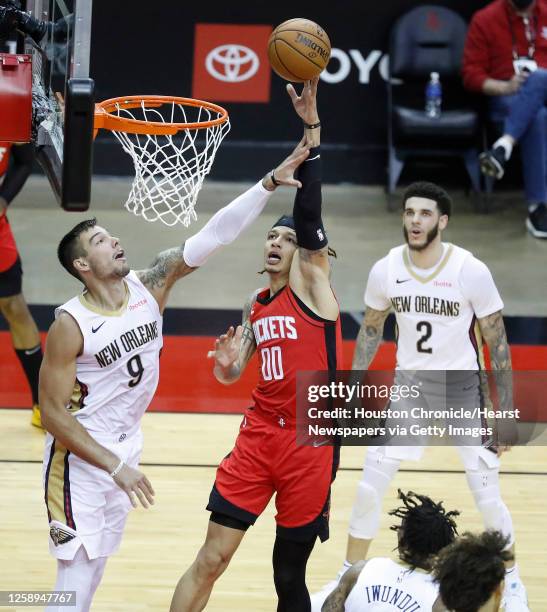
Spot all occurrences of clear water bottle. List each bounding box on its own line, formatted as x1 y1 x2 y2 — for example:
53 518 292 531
425 72 442 118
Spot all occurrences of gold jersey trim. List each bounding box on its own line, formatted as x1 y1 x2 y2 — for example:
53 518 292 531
403 244 454 284
68 379 87 413
473 318 486 371
78 281 129 316
45 440 75 529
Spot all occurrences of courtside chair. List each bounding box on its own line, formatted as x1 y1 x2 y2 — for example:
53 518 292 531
387 5 482 206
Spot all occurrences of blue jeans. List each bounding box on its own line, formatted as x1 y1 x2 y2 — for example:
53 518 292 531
489 68 547 205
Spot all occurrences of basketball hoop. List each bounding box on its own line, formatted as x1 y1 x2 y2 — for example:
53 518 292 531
94 95 230 227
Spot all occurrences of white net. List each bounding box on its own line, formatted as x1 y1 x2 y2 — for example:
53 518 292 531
107 99 230 227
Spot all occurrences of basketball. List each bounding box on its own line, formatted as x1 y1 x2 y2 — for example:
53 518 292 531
268 18 331 82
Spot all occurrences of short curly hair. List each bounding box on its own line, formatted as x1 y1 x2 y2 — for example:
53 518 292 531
402 181 452 217
432 530 513 612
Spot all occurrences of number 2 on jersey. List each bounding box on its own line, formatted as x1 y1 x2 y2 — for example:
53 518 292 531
416 321 433 354
261 346 284 380
127 354 144 387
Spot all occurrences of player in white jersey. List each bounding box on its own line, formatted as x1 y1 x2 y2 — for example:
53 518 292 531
38 141 310 612
317 490 459 612
334 181 528 612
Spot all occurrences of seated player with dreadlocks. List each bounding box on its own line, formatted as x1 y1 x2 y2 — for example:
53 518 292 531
317 490 459 612
433 531 512 612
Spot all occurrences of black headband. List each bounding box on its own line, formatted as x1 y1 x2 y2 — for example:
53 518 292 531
272 215 295 230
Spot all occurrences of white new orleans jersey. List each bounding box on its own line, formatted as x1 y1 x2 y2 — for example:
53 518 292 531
365 243 503 370
56 271 163 434
345 557 438 612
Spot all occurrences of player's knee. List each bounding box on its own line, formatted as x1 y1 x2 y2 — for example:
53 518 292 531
89 557 107 593
348 481 381 539
0 294 25 322
273 564 302 598
194 544 232 583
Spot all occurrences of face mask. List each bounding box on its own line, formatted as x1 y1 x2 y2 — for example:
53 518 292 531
511 0 534 10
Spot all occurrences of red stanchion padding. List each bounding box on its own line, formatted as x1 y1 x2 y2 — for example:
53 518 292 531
0 54 32 143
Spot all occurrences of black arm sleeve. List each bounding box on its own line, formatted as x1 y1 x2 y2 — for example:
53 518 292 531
0 143 34 204
293 145 327 250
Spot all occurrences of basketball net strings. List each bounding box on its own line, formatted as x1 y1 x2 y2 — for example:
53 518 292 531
112 101 230 227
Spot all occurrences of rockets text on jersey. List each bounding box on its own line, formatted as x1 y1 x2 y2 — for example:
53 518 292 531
250 286 342 424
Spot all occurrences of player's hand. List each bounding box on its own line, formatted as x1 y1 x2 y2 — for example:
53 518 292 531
286 76 320 125
271 137 310 188
207 325 243 369
112 463 155 508
503 73 528 94
491 417 519 456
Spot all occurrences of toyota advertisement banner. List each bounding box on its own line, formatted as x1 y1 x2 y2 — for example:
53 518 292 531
192 24 272 103
90 1 490 183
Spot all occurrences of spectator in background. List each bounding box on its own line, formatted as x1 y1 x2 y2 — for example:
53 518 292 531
0 142 43 428
462 0 547 239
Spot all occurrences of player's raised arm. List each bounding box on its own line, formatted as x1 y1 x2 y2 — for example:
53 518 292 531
321 561 365 611
286 78 338 319
208 290 259 384
136 142 310 312
39 313 154 508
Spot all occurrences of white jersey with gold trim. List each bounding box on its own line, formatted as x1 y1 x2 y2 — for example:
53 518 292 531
55 271 163 434
365 243 503 370
345 557 438 612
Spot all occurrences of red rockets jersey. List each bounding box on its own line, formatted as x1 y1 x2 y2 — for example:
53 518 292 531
0 144 17 272
0 142 12 177
250 285 343 424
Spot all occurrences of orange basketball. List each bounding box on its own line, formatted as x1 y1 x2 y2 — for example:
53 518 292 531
268 18 331 82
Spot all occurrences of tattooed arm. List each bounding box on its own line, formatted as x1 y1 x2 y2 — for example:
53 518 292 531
208 290 259 385
136 245 194 313
321 562 365 611
478 310 512 371
478 310 516 450
352 307 391 370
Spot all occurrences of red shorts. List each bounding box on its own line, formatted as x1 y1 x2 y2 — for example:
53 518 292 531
0 214 18 273
208 407 339 542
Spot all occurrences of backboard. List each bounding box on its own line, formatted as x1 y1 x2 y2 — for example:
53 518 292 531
26 0 94 210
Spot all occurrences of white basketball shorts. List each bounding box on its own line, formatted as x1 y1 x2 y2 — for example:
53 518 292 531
42 427 143 560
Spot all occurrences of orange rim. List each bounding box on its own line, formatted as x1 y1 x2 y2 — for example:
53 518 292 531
94 95 229 136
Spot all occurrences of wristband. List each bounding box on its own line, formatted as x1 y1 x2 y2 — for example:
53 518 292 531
109 459 124 478
270 170 281 187
303 121 321 129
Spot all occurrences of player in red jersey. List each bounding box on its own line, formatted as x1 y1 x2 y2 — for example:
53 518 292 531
170 78 342 612
0 142 43 428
